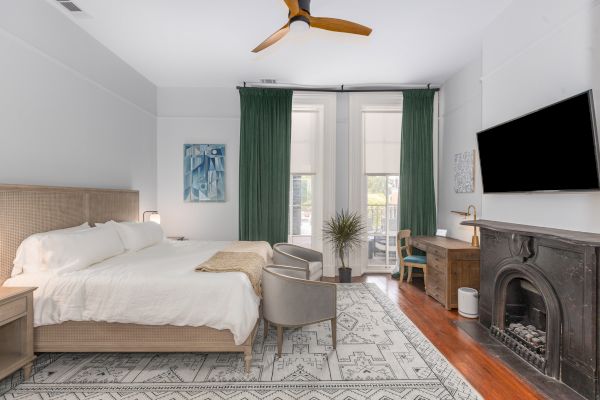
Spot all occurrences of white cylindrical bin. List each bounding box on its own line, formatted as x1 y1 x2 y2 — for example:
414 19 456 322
458 287 479 318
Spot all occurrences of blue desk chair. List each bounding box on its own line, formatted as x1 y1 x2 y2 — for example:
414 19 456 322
397 229 427 289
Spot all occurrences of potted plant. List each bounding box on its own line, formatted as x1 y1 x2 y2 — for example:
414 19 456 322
322 209 365 283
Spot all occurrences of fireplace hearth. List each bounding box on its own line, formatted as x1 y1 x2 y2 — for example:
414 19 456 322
463 220 600 400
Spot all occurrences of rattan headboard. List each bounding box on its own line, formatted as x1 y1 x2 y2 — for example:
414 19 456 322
0 184 139 284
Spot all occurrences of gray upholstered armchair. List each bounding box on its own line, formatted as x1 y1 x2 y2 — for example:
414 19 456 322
272 243 323 281
262 265 337 357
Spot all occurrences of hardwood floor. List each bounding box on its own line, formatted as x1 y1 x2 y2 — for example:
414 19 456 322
323 274 544 400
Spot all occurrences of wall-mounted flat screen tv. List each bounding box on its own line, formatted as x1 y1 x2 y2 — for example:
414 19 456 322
477 91 599 193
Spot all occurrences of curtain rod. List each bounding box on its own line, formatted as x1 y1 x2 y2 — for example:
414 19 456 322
236 82 440 93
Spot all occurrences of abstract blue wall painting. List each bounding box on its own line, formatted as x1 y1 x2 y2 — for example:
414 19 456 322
184 144 225 202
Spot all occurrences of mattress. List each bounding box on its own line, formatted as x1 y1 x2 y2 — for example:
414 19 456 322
3 240 263 345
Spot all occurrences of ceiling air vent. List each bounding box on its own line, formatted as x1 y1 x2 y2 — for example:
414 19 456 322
56 0 82 12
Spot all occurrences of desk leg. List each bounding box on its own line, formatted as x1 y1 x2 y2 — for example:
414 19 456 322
23 363 33 380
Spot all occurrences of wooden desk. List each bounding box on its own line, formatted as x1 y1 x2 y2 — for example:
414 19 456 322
408 236 480 310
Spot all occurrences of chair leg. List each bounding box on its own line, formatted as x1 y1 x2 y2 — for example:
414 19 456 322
263 319 269 338
407 265 413 283
276 326 284 358
331 317 337 349
423 265 427 290
399 265 404 284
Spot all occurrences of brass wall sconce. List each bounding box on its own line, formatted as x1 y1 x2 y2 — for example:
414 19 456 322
451 205 479 247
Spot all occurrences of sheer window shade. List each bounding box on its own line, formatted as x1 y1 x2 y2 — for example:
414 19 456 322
291 110 319 174
364 111 402 174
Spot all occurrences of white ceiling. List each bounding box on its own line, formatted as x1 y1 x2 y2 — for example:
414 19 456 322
54 0 512 87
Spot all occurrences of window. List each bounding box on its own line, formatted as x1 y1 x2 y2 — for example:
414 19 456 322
363 109 402 270
348 92 437 275
288 93 336 275
289 175 313 248
288 108 319 248
367 175 399 267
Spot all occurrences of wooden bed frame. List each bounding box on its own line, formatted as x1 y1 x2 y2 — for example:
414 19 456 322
0 184 257 372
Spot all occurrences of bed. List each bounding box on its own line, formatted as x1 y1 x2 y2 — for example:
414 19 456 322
0 184 263 372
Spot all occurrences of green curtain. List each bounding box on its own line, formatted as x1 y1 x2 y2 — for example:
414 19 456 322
399 89 437 237
238 88 293 245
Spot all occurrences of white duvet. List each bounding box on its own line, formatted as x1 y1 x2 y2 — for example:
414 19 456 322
3 240 261 345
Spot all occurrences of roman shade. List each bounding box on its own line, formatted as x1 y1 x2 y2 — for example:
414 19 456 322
364 111 402 174
290 109 319 175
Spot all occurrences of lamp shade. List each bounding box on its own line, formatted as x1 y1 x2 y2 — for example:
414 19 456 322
142 210 161 224
290 18 310 33
149 213 161 224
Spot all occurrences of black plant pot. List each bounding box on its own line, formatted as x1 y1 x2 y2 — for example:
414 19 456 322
338 268 352 283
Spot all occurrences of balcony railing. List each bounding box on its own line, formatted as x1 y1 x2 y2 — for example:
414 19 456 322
367 205 398 235
367 205 398 265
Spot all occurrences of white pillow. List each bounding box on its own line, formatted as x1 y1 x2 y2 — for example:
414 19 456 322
12 222 90 276
107 221 164 252
41 225 125 275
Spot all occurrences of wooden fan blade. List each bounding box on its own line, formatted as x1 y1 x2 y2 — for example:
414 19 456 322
283 0 300 16
252 24 290 53
309 17 372 36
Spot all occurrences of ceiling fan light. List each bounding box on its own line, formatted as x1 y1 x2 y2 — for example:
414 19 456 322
289 17 310 33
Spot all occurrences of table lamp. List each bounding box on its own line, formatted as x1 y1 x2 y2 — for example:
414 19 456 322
142 210 161 224
451 205 479 247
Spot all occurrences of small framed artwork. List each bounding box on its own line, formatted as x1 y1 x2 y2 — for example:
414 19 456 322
183 144 225 202
454 150 475 193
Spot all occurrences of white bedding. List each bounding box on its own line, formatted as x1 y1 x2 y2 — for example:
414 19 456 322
3 240 261 345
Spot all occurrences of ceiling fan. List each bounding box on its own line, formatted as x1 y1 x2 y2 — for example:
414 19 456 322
252 0 372 53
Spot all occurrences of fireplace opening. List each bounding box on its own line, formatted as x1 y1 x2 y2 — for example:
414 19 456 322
491 277 548 372
505 279 547 354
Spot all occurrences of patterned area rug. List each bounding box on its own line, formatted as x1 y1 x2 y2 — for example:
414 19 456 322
1 283 481 400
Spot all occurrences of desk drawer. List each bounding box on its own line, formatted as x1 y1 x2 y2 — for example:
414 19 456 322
427 266 445 289
0 297 26 323
426 245 447 259
428 265 446 282
427 276 445 304
428 254 446 271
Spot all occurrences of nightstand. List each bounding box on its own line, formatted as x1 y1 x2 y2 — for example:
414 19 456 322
0 287 36 381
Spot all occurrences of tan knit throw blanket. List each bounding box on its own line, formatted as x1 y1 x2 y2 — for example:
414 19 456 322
195 241 272 296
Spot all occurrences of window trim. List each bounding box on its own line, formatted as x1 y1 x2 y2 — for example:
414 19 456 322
290 93 337 276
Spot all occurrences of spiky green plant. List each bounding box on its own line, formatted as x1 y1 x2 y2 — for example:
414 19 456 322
322 209 365 270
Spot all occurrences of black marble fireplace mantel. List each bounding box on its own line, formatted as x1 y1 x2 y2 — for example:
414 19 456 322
463 219 600 246
461 219 600 400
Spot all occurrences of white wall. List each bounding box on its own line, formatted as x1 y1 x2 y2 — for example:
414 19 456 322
0 0 156 114
439 0 600 235
438 58 483 242
0 0 157 215
157 88 240 240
